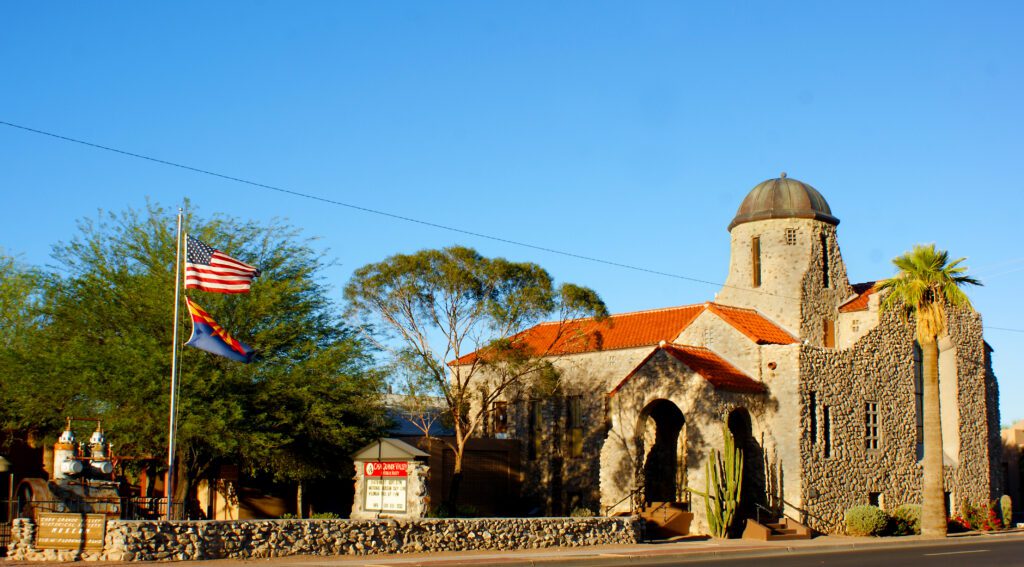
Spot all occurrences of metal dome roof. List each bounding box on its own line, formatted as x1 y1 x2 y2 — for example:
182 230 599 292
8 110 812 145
728 173 839 231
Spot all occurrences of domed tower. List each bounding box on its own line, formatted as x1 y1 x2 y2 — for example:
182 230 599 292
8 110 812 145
716 174 853 342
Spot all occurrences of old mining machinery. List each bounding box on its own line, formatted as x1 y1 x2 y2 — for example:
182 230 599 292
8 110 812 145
16 418 121 518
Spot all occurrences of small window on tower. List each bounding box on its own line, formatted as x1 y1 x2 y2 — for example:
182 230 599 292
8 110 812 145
851 319 860 333
785 228 797 245
823 319 836 348
751 236 762 288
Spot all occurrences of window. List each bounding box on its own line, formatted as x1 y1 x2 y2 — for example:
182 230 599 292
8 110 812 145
785 228 797 245
869 492 882 508
491 401 508 436
809 391 818 445
823 405 831 458
567 395 584 457
823 319 836 348
851 319 860 333
751 236 762 287
821 233 830 288
865 401 879 450
913 343 924 445
528 399 542 461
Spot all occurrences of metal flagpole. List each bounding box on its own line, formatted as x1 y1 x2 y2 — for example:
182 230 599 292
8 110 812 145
166 208 184 521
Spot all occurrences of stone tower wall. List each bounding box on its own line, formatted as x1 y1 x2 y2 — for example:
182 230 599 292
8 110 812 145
798 307 997 533
718 218 849 334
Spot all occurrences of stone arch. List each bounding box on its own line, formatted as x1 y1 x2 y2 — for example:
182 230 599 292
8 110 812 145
636 399 686 504
728 407 767 523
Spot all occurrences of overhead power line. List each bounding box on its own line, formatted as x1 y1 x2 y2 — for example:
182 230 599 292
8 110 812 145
2 118 729 286
2 120 1022 335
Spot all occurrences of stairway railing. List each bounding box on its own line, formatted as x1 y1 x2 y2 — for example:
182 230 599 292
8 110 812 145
604 485 644 516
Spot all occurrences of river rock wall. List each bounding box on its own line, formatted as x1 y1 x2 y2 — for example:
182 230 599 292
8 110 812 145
7 516 641 562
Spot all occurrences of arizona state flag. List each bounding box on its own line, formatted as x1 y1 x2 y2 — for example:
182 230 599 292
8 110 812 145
184 298 255 363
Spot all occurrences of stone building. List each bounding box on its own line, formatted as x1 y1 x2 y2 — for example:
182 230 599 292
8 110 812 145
471 175 1001 534
1001 420 1024 524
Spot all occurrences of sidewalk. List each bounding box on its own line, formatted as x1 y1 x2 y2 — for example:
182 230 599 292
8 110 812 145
263 530 1024 566
5 529 1024 566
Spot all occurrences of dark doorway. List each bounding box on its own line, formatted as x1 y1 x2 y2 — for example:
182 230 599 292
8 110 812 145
640 400 685 504
728 408 767 526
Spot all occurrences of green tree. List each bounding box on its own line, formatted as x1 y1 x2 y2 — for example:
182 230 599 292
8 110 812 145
0 251 49 440
878 243 980 538
344 246 607 509
0 203 386 513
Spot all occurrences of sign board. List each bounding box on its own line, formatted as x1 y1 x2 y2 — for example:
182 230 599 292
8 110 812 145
363 462 409 512
364 477 408 512
36 513 106 550
363 461 408 477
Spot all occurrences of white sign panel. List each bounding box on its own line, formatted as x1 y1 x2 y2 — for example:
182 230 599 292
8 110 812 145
365 477 407 512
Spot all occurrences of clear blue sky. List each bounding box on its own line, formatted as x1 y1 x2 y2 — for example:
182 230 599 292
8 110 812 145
2 2 1022 421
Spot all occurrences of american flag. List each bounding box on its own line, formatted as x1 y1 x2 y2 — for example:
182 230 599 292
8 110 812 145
185 235 261 294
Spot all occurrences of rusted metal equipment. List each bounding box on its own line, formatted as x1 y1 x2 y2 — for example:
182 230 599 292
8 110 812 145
16 418 121 518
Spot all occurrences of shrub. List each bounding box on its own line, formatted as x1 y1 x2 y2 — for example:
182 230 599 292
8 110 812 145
310 512 341 519
981 500 1003 531
960 499 984 529
845 505 888 536
888 504 921 536
570 507 596 517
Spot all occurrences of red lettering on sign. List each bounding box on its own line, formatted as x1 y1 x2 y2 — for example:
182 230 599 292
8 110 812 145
363 461 408 477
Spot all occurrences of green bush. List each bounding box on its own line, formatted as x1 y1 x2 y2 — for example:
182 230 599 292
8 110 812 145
888 504 921 536
570 506 596 517
310 512 341 519
845 505 888 536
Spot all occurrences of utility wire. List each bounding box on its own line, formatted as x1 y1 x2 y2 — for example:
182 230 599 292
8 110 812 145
3 119 1022 334
1 120 727 286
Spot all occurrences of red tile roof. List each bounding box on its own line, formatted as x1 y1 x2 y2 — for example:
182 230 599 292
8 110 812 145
453 302 795 365
610 344 767 395
840 281 878 313
705 303 798 345
454 305 705 364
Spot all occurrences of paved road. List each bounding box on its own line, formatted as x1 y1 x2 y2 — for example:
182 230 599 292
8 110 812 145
7 533 1024 566
611 536 1024 566
255 533 1024 567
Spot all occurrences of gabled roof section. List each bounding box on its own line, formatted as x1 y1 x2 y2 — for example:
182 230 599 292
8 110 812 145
704 303 798 345
351 438 429 461
452 302 797 365
840 281 878 313
610 344 767 395
453 304 705 364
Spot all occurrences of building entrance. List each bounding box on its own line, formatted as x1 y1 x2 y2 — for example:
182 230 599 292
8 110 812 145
638 400 685 504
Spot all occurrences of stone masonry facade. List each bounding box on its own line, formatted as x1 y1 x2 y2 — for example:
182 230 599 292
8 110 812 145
468 175 1001 535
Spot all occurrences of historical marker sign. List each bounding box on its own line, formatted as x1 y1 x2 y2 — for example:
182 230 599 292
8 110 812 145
36 512 106 550
363 461 408 512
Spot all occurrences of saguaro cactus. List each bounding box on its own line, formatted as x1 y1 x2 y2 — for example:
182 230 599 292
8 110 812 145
701 425 744 538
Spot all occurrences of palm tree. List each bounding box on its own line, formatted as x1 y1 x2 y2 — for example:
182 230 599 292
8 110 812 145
878 243 980 538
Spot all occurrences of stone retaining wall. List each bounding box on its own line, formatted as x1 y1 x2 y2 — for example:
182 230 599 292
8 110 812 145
7 516 641 562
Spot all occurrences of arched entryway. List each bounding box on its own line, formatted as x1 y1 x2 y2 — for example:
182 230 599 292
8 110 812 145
637 400 685 504
728 407 767 525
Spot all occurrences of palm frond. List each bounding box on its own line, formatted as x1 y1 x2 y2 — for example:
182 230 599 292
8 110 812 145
878 243 980 340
